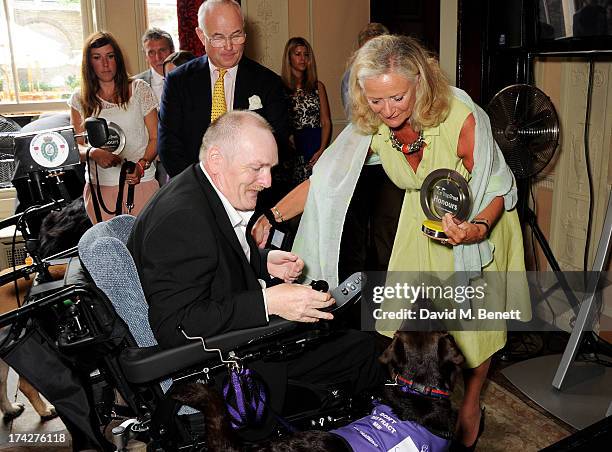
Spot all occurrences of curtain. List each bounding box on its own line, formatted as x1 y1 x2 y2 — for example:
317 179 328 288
176 0 242 56
177 0 205 56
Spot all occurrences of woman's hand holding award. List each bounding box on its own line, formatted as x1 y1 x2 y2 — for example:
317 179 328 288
420 169 471 242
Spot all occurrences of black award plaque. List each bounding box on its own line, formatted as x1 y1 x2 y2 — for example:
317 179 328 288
100 121 126 155
420 169 471 241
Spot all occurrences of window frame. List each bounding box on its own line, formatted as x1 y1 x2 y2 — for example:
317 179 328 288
0 0 95 115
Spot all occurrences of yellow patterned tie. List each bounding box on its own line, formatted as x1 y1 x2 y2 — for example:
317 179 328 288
211 68 228 122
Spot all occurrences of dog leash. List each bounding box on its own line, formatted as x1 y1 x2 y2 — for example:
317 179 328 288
86 149 135 222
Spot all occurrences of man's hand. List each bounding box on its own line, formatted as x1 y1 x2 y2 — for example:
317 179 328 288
267 250 303 283
266 284 335 322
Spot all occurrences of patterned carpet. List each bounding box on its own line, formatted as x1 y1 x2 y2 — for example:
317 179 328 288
476 380 572 451
0 373 574 451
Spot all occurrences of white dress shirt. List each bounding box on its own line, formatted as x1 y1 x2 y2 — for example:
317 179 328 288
208 61 238 111
200 163 269 319
150 68 165 103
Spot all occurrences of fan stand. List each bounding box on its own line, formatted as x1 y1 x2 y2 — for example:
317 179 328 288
498 179 582 361
502 190 612 429
517 178 581 312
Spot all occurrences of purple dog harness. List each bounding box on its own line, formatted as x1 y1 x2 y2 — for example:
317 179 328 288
223 367 267 429
332 402 450 452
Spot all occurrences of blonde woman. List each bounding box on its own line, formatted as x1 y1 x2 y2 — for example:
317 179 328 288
281 37 331 169
255 35 530 451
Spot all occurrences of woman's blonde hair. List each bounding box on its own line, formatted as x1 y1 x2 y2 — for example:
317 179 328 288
80 31 130 120
281 37 318 92
349 35 451 135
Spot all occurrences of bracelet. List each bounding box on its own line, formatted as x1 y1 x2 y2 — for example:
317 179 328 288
135 160 146 176
271 206 284 223
470 218 490 234
138 158 151 170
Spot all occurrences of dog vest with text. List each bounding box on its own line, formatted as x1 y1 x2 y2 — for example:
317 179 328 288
331 403 450 452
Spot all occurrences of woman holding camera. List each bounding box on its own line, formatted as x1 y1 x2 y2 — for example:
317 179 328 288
69 31 159 223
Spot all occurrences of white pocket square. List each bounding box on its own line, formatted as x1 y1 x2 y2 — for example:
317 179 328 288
248 95 263 110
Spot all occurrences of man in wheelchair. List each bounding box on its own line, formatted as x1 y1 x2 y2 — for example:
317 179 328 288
124 111 382 444
0 110 381 452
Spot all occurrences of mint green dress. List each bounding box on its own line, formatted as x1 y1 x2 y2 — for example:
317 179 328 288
372 95 530 368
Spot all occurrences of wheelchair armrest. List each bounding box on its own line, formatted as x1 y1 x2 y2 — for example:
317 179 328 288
120 318 299 384
120 343 219 384
205 316 298 350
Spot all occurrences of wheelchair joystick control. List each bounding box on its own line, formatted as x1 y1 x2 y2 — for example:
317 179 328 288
57 300 96 349
320 273 364 313
309 279 329 293
66 304 88 337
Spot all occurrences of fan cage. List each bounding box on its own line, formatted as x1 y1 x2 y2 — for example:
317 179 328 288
0 159 15 188
487 84 560 179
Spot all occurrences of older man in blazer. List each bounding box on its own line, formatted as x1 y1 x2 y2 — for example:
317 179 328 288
133 28 174 102
129 110 382 439
134 28 174 185
158 0 289 188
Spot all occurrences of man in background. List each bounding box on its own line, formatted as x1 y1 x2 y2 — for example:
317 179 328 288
134 27 174 185
157 0 289 205
340 22 388 118
134 28 174 102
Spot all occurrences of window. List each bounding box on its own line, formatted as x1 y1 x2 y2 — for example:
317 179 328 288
0 0 86 111
145 0 179 50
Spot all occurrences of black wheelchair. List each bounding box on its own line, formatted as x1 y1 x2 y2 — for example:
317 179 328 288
0 215 368 451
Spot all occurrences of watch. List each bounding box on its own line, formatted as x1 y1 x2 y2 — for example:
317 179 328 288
471 218 490 234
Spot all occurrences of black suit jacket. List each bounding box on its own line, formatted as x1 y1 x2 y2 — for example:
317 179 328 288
127 164 271 348
157 56 289 178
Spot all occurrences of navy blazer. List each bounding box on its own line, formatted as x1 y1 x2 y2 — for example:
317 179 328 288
157 56 289 177
127 164 271 348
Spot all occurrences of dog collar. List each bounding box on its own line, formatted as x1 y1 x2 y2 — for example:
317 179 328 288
395 374 450 399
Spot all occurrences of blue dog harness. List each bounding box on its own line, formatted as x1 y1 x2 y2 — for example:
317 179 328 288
332 403 450 451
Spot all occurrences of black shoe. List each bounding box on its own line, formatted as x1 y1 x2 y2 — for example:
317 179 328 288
450 407 485 452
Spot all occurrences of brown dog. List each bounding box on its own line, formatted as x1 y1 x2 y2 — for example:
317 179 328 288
0 197 91 422
172 331 465 452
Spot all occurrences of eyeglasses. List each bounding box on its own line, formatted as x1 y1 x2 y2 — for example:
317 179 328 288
205 33 247 48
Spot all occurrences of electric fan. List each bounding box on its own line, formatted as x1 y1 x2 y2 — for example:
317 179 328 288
488 84 559 180
0 115 20 188
488 84 566 361
487 84 562 272
0 114 21 157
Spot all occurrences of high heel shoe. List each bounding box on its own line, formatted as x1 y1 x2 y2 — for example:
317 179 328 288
450 407 486 452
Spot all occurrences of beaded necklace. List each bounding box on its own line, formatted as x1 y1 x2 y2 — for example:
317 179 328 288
389 129 425 155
